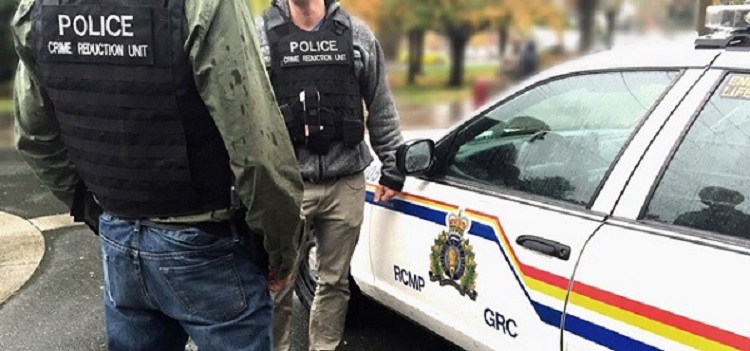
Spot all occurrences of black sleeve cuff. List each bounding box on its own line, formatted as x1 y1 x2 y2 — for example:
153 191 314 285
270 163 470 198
379 173 404 192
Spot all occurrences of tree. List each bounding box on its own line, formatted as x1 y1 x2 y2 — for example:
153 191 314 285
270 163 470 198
578 0 598 53
600 0 623 49
426 0 492 87
383 0 434 85
484 0 566 66
345 0 382 31
407 30 426 83
0 0 17 82
377 16 401 61
498 14 512 57
396 0 435 84
443 21 479 87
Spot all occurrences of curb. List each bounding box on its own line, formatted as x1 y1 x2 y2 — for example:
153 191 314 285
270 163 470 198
0 211 46 306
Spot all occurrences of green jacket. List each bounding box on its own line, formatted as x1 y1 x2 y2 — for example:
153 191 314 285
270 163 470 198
12 0 304 278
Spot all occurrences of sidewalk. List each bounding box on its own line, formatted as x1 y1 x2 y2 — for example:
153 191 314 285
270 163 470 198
0 211 44 306
0 149 104 350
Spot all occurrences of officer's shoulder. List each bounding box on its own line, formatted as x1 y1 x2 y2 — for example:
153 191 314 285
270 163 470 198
343 11 377 47
12 0 35 27
345 13 373 36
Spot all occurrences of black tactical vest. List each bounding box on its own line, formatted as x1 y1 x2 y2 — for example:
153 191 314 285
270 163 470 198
264 5 364 155
29 0 232 218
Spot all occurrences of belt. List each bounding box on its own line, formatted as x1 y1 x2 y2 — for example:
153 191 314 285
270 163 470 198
303 175 345 184
141 220 234 238
303 171 360 184
147 208 234 223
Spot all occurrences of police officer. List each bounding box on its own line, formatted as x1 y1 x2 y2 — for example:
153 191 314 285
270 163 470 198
257 0 405 350
11 0 303 349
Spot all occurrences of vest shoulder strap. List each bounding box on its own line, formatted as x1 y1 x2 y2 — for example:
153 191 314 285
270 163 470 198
330 7 351 35
331 7 351 29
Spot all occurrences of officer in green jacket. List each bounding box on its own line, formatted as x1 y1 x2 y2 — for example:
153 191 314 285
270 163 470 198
11 0 302 349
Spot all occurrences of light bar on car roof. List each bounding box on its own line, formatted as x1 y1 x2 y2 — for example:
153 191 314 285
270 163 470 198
705 4 750 32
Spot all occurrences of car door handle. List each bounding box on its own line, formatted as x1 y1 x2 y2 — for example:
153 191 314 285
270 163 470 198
516 235 571 261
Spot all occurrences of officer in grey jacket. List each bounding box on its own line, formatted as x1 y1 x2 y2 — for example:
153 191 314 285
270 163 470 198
257 0 405 350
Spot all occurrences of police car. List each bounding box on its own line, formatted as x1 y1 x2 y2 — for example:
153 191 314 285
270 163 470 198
296 5 750 350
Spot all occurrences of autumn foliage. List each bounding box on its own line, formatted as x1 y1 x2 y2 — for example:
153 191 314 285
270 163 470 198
249 0 569 87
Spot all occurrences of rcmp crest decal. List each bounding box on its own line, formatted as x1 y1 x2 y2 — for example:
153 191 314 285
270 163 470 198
429 209 478 300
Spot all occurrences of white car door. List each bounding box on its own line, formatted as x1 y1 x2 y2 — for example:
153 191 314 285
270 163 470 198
567 67 750 350
365 70 689 350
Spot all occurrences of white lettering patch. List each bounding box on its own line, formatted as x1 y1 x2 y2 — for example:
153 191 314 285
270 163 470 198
280 37 350 68
42 5 154 65
289 40 339 53
57 14 134 37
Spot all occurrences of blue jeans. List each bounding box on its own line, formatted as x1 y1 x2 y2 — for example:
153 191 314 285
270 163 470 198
99 213 272 351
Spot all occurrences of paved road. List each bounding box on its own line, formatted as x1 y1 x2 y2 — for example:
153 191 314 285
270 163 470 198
0 150 461 351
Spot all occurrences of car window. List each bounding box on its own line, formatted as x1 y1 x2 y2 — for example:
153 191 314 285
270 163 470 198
645 73 750 241
442 71 678 206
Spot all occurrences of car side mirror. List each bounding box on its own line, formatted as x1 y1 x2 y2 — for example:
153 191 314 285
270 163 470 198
396 139 435 176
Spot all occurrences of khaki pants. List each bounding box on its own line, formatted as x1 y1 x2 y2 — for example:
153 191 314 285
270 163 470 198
273 172 365 351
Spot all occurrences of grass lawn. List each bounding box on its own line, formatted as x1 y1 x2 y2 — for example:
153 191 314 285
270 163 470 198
0 99 12 113
1 80 12 113
389 63 502 105
388 51 576 105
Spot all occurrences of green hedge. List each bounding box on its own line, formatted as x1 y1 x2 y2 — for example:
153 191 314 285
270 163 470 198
1 0 19 82
0 99 12 113
0 80 11 97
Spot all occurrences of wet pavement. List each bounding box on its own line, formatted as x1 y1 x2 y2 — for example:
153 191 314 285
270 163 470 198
396 100 476 130
0 149 461 350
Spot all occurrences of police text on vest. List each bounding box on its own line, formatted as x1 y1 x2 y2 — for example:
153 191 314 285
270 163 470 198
43 7 154 64
58 15 134 37
290 40 338 53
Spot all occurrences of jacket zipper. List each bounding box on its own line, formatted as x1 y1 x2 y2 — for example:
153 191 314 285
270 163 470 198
318 154 324 181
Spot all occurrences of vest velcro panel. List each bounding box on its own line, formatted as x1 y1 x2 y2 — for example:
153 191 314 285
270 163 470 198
31 0 232 218
266 6 365 150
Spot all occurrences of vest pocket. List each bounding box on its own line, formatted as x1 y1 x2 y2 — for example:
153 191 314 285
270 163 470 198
341 118 364 146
